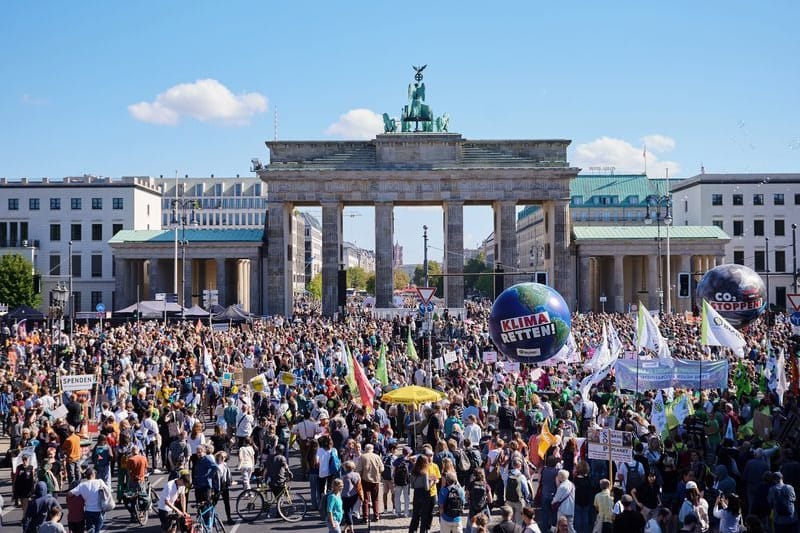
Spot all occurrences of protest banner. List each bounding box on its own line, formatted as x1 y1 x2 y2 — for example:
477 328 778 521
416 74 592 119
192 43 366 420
61 374 96 392
503 361 521 373
279 371 296 386
587 428 633 464
482 351 498 363
221 372 233 388
614 358 728 392
443 351 458 365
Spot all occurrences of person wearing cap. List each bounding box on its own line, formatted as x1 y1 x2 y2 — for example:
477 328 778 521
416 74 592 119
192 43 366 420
768 471 798 532
678 482 709 533
614 494 646 533
157 470 191 533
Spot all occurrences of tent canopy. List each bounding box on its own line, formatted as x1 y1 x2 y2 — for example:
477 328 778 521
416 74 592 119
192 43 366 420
212 304 252 322
7 305 45 321
184 305 210 318
114 301 185 318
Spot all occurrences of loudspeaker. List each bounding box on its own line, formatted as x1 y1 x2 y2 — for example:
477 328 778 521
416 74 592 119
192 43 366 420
337 269 347 307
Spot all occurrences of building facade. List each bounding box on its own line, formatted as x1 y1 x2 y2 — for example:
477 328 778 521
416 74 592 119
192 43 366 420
300 212 323 285
672 173 800 309
0 175 162 315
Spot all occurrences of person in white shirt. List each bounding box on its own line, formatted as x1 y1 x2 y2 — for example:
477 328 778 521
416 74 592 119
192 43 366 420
238 437 256 490
157 471 191 532
70 468 111 533
553 470 576 533
235 405 255 449
463 415 482 446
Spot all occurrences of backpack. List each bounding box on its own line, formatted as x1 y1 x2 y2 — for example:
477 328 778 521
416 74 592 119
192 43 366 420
382 455 394 481
169 440 188 468
319 492 330 520
393 459 410 486
443 486 464 518
775 485 795 517
457 450 472 473
328 449 341 478
506 475 522 503
625 461 644 493
469 482 488 512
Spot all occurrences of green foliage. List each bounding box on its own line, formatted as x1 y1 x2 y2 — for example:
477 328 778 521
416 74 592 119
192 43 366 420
306 273 322 300
346 266 368 290
0 254 40 308
393 269 410 290
365 274 376 295
412 260 444 295
464 252 494 296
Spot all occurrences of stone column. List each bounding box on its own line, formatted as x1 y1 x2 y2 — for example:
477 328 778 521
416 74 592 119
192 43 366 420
216 258 226 307
148 259 160 299
249 257 261 314
443 201 464 308
266 202 293 317
493 200 517 289
715 255 726 267
648 254 659 310
614 254 625 313
321 202 343 317
114 258 130 308
549 200 574 309
374 202 394 309
182 253 192 308
579 254 591 312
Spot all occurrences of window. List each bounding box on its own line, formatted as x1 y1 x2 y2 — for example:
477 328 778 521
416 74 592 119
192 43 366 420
112 197 123 210
776 287 787 311
795 193 800 205
91 254 102 277
72 291 82 314
776 250 786 272
20 222 28 242
71 198 82 210
733 219 744 236
733 250 745 265
71 223 82 241
8 198 19 210
91 291 102 310
29 198 39 210
733 194 743 206
711 194 723 206
775 193 785 205
754 250 765 272
50 198 61 210
775 219 785 236
753 194 764 206
712 220 724 230
49 255 61 275
91 224 103 241
50 224 61 241
112 223 123 236
91 198 102 210
71 254 82 278
754 219 764 236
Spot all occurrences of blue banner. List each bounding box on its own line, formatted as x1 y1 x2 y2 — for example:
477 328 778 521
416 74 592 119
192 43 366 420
614 358 729 392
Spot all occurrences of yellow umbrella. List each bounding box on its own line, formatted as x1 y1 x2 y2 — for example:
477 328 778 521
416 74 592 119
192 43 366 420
381 385 446 406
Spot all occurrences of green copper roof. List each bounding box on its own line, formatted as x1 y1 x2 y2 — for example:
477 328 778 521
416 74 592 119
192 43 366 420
109 229 263 243
570 175 681 207
573 226 729 240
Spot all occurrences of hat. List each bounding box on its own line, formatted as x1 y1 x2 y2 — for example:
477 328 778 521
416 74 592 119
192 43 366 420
424 448 434 456
685 481 698 490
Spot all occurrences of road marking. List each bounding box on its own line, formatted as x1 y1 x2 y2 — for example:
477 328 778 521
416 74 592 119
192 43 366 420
230 523 240 533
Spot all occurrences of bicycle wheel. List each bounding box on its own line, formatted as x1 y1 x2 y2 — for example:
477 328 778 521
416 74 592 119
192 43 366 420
213 515 226 533
134 499 148 526
150 488 159 516
236 489 265 522
278 490 307 523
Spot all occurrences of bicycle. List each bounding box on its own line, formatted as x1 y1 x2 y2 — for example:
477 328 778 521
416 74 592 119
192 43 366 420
236 481 307 523
123 478 159 525
193 498 226 533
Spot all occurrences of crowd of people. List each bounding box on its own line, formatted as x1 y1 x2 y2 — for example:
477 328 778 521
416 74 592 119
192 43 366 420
1 297 799 533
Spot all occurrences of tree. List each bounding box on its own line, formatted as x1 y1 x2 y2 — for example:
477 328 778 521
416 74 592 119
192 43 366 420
365 274 376 295
412 260 443 295
464 252 494 297
306 273 322 300
393 269 410 290
0 254 40 308
346 266 368 291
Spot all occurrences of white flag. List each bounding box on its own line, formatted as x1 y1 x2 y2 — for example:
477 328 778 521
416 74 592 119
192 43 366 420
608 321 623 360
549 333 579 366
314 347 325 379
725 419 735 441
580 360 613 400
637 303 673 364
701 300 746 356
586 324 612 371
651 390 668 436
672 394 692 424
776 348 788 405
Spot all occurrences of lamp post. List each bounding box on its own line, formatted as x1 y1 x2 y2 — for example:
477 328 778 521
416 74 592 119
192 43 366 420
793 223 798 293
68 240 73 342
50 281 69 359
765 236 770 312
422 225 432 387
171 199 198 311
645 193 673 314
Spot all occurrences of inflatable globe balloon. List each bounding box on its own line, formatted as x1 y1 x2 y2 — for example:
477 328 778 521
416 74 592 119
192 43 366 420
696 264 766 329
488 282 571 364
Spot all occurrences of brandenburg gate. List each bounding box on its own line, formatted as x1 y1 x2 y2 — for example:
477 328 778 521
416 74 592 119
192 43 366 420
255 68 580 317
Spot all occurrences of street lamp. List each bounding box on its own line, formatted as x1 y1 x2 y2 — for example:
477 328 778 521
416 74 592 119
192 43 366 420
645 193 673 314
50 281 69 357
68 240 73 342
171 199 198 310
793 223 798 293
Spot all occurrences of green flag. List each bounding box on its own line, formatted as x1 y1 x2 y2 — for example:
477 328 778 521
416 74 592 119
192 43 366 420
376 343 389 386
733 361 751 396
406 327 418 361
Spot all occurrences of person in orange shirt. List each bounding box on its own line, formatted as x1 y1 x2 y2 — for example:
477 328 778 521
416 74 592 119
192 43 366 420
62 426 82 487
126 445 149 490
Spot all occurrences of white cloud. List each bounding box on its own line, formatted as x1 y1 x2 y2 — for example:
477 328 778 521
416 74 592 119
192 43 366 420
572 134 680 177
21 93 48 105
128 79 267 126
325 108 383 139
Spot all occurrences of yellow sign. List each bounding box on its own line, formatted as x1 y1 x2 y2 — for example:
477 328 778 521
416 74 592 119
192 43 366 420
250 373 267 392
279 372 296 386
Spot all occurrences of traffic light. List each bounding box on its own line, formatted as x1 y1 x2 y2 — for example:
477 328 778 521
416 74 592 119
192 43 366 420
678 273 690 298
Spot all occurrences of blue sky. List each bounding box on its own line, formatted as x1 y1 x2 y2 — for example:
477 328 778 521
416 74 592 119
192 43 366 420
2 2 798 264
